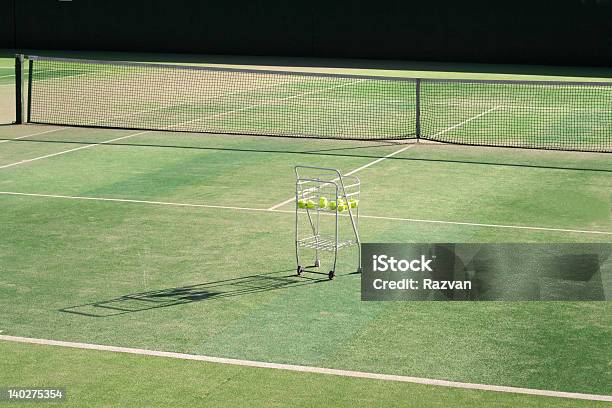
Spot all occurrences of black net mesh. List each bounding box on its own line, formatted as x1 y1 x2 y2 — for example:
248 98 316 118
27 56 612 152
420 79 612 152
28 56 416 140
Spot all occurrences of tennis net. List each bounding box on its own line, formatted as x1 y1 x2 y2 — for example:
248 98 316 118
421 79 612 152
22 55 612 152
26 56 416 140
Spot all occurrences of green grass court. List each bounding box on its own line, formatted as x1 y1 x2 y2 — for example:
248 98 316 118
0 53 611 406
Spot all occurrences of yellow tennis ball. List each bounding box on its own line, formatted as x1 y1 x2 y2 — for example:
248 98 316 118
297 199 306 209
306 200 316 209
319 197 328 208
328 201 337 210
338 204 347 212
349 199 359 208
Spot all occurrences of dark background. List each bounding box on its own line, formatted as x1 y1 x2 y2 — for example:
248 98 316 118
3 0 612 66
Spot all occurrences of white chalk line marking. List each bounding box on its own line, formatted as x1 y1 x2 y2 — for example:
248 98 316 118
431 105 501 137
344 144 415 177
2 78 344 168
0 130 151 170
2 77 360 167
267 106 501 211
354 213 612 235
91 78 300 127
0 191 273 213
0 335 609 401
0 67 74 79
0 71 95 87
172 79 366 128
268 144 416 211
1 70 91 86
1 191 610 236
32 71 92 84
434 102 612 114
0 127 67 144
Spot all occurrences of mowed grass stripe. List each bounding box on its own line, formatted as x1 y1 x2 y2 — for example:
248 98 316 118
1 195 608 396
1 336 610 402
0 130 608 233
3 341 607 408
0 131 399 206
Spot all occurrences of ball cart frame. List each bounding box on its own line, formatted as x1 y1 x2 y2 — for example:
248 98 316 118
294 165 362 280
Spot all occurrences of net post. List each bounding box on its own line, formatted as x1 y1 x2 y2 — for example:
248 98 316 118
415 78 421 140
15 54 24 124
27 58 33 123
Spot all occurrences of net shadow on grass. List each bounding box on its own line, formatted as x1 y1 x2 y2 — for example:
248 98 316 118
59 270 328 318
0 136 401 154
2 137 610 173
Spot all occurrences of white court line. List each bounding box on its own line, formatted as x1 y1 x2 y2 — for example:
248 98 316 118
430 105 501 137
0 335 609 401
0 127 67 144
268 144 416 211
1 78 356 168
1 79 364 168
0 130 150 170
1 191 610 236
92 78 300 126
173 79 365 128
267 106 501 211
0 70 91 86
0 191 273 213
432 102 612 114
0 68 82 79
267 144 417 210
32 72 91 84
356 213 612 236
0 70 95 87
0 79 347 167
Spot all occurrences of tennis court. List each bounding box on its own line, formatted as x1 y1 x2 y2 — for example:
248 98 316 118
0 53 611 406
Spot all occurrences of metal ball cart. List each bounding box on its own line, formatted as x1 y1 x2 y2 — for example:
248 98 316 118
294 165 362 280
